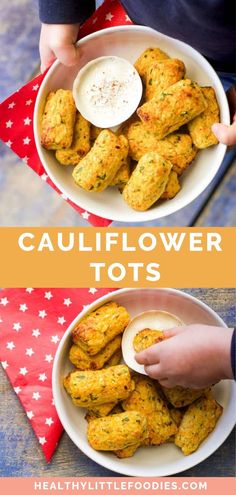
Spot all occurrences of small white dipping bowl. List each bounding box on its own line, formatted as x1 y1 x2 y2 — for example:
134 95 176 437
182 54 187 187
73 55 143 128
34 26 230 223
52 288 236 477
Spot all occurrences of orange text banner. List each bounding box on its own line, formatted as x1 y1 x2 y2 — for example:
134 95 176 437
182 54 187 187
0 227 235 287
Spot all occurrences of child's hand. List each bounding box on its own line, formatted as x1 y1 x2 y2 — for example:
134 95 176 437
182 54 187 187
135 324 234 389
39 23 80 72
212 85 236 146
212 119 236 146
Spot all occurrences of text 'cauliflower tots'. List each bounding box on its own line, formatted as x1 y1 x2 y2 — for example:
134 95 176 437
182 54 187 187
123 152 172 211
41 89 76 150
145 58 186 101
175 396 222 455
64 365 135 408
188 87 220 148
55 113 91 165
72 130 129 192
72 301 130 355
137 79 207 140
134 47 169 83
87 411 148 451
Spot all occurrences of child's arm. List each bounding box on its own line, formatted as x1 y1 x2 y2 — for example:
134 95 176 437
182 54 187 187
135 325 235 389
38 1 95 72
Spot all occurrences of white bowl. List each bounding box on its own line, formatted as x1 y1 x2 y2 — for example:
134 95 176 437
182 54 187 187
34 26 229 223
52 288 236 477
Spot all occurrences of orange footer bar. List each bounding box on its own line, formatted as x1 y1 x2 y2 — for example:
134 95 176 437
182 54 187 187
0 477 235 495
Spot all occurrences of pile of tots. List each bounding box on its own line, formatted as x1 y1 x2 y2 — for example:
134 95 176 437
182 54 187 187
64 301 222 458
41 47 220 212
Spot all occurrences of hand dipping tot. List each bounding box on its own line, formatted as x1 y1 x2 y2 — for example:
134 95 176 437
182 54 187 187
73 56 143 129
122 310 184 374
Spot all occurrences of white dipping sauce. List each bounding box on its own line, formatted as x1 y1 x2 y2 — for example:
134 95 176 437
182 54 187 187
73 56 143 128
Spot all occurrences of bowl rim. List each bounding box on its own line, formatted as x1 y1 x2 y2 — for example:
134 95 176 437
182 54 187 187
34 25 230 223
52 288 236 477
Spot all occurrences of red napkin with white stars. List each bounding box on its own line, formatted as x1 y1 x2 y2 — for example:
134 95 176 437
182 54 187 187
0 288 114 461
0 0 133 227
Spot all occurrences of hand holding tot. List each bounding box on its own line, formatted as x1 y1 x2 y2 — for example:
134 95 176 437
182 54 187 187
135 324 234 389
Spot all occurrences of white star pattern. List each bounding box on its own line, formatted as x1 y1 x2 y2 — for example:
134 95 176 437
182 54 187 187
105 12 114 21
6 341 15 351
19 367 28 376
27 411 34 420
24 117 31 126
6 140 13 148
39 437 47 445
83 304 90 311
45 417 54 427
25 348 34 357
8 101 15 109
22 156 29 164
38 373 47 382
63 298 72 307
32 392 41 401
6 120 13 128
26 99 33 106
45 354 53 363
89 288 97 294
0 288 107 454
39 310 47 319
32 84 39 91
44 291 53 300
41 173 48 181
13 322 21 331
57 316 66 325
32 329 41 338
1 361 9 369
23 136 31 145
82 211 90 220
125 14 131 21
19 303 28 312
51 398 55 406
14 387 22 394
0 297 9 306
51 335 60 344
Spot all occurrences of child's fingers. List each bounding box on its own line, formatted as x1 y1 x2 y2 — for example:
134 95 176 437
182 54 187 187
53 44 80 67
144 364 163 380
135 342 162 365
158 378 176 387
163 326 185 338
212 121 236 146
39 44 56 73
